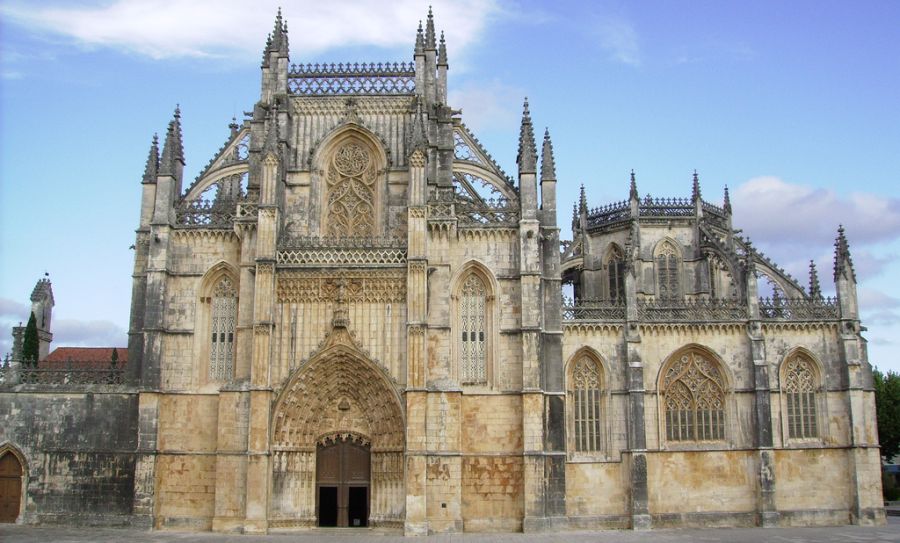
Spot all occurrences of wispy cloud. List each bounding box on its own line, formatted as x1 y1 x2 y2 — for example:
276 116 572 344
1 0 500 61
449 79 526 136
594 16 640 66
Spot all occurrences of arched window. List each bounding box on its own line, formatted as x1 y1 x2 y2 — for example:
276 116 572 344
783 354 819 439
656 242 680 300
459 273 487 385
606 245 626 302
209 276 237 381
325 141 377 237
569 354 604 453
663 350 726 441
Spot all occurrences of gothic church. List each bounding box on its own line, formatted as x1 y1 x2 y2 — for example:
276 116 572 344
0 9 885 533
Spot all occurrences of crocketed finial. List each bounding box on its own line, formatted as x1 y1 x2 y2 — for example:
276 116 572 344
142 133 159 184
808 260 822 299
437 31 448 65
629 169 638 200
415 20 424 54
579 183 588 214
723 184 732 214
425 6 436 49
833 225 856 283
516 98 537 173
692 169 701 201
159 105 184 176
541 128 556 181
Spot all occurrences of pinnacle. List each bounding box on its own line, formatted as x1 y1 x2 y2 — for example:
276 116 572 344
833 224 856 283
516 98 537 173
142 133 159 184
541 128 556 181
437 31 448 65
629 169 638 200
409 97 428 151
415 21 424 54
425 6 436 49
692 169 701 201
723 185 732 214
159 105 185 176
579 183 588 214
808 260 822 299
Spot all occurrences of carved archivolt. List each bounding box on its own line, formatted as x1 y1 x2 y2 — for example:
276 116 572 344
325 141 377 237
272 344 405 452
276 270 406 303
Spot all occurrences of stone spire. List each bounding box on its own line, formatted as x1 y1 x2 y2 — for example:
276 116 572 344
516 98 537 174
437 31 448 66
723 185 732 214
571 202 579 232
415 20 424 54
142 134 159 184
30 275 54 305
808 260 822 299
629 169 638 200
833 225 856 283
158 106 184 177
692 169 701 201
540 128 556 181
425 6 436 49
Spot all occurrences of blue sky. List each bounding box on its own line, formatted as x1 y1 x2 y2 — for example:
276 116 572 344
1 1 898 371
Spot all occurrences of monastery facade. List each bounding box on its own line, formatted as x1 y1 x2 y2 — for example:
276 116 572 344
0 9 885 533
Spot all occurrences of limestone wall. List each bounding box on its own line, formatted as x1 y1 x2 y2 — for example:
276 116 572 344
0 390 138 525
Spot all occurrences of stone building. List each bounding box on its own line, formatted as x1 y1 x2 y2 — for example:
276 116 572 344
0 8 885 533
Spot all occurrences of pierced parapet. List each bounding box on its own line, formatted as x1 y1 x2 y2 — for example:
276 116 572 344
288 62 416 95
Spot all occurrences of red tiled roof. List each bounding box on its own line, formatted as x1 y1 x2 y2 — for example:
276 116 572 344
40 347 128 369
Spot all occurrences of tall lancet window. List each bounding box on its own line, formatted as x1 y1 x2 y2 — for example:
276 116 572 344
210 277 237 381
606 245 626 302
664 350 726 442
656 242 681 300
784 355 819 439
459 274 487 385
570 355 603 453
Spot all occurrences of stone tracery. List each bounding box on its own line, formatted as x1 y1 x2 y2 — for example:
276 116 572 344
663 350 726 442
325 141 377 237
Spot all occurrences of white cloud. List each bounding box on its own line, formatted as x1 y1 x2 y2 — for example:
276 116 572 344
595 16 640 66
732 176 900 248
1 0 500 61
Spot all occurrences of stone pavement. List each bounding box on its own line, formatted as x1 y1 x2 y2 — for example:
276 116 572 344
1 519 899 543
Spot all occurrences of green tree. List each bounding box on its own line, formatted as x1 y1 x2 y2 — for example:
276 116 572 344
874 368 900 461
22 311 39 367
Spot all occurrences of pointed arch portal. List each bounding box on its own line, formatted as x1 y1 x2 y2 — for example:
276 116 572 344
269 331 405 529
0 448 24 523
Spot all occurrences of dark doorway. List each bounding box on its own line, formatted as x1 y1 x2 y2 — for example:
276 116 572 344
318 487 338 527
316 437 370 527
0 452 23 523
347 486 368 527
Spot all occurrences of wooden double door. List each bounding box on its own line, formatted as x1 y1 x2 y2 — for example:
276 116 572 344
0 452 22 523
316 438 370 527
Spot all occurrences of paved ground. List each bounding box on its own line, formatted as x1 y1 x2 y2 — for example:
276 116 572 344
1 518 899 543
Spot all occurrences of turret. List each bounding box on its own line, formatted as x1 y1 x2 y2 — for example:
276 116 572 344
540 128 557 227
517 99 538 220
833 225 858 319
29 275 54 360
